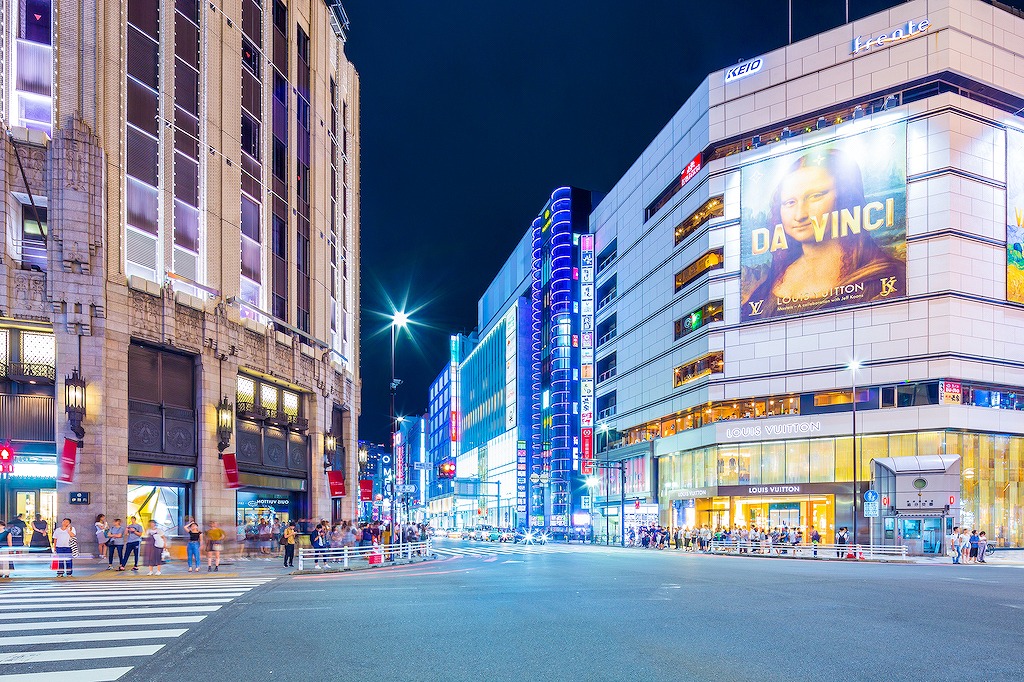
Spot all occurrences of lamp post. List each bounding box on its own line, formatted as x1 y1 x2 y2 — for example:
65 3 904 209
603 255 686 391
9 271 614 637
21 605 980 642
586 476 599 544
390 311 409 541
848 360 861 544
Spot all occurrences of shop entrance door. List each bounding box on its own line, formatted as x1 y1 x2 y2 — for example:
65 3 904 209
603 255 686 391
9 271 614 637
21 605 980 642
768 502 800 530
10 489 56 546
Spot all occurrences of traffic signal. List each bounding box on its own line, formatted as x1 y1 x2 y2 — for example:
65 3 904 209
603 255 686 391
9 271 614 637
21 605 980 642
438 460 456 479
0 441 13 474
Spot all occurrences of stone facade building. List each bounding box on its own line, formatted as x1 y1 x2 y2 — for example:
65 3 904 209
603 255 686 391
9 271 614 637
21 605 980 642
0 0 360 553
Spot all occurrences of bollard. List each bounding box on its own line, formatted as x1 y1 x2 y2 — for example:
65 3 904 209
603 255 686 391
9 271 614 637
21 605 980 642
297 551 303 571
343 546 349 569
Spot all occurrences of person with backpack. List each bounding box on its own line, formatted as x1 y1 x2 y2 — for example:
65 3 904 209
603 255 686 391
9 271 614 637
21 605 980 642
310 523 328 569
836 526 849 558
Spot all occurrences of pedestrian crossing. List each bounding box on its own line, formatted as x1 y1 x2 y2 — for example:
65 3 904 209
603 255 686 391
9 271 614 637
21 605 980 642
0 577 274 681
430 542 580 558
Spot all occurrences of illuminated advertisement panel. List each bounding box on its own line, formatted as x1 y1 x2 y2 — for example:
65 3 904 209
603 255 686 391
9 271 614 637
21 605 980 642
740 123 907 322
579 234 595 475
1007 129 1024 304
504 306 517 429
516 440 527 515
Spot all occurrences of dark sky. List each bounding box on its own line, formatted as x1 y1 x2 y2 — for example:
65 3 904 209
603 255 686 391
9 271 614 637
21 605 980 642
343 0 956 442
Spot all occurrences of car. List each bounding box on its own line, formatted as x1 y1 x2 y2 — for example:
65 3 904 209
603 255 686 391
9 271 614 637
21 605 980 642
447 530 463 539
514 529 549 544
487 528 513 542
473 525 493 541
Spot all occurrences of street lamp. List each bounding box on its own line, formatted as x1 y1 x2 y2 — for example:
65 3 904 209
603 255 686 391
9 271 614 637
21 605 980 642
390 311 410 541
216 396 234 454
65 369 87 441
848 360 861 544
586 476 599 544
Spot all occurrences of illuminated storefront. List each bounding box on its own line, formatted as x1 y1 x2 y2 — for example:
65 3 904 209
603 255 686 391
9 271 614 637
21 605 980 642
591 0 1024 552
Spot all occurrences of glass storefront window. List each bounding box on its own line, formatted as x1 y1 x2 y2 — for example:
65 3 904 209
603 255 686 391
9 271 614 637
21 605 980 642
746 443 761 485
718 446 739 486
809 439 834 483
128 483 188 536
785 441 809 483
835 437 853 482
761 443 784 482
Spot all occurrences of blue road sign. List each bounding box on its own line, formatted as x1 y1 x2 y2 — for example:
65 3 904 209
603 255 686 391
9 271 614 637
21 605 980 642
864 489 879 503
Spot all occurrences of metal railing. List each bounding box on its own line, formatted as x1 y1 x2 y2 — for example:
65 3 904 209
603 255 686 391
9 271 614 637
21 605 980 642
297 540 433 570
708 540 908 560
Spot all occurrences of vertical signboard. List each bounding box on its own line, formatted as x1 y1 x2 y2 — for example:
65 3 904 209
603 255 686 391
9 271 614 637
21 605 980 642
516 439 527 519
504 306 517 429
579 234 595 475
395 431 404 485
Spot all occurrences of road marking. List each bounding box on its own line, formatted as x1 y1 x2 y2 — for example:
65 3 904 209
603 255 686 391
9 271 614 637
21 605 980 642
503 560 524 564
0 666 133 681
0 605 221 621
999 603 1023 609
0 593 237 606
0 644 164 665
0 615 207 632
0 629 187 647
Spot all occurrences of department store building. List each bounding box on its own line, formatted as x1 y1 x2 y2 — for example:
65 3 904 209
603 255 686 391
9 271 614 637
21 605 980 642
590 0 1024 552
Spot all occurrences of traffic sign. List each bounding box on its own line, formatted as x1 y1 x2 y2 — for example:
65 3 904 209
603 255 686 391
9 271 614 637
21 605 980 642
396 484 416 493
530 473 540 484
864 500 880 518
864 489 879 503
412 462 430 470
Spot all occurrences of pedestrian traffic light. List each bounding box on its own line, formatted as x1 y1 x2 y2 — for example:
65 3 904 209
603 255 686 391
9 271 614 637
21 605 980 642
0 441 14 474
438 460 456 479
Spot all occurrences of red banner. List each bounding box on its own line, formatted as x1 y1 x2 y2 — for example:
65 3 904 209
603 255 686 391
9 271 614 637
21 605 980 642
327 470 346 498
581 427 594 475
222 453 240 489
359 479 374 501
58 438 77 483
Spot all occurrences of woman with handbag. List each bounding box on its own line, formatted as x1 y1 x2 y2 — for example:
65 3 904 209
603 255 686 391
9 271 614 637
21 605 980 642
143 520 167 576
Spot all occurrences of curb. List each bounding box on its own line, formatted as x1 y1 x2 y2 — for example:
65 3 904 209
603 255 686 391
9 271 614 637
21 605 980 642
293 554 437 575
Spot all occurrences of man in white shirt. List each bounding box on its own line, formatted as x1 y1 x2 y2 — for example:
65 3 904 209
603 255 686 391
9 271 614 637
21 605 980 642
52 518 77 577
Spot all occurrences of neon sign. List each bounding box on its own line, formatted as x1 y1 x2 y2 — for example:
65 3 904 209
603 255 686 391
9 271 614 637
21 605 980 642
851 18 930 55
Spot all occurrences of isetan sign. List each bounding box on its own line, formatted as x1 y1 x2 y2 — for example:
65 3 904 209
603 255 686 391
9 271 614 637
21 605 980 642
851 18 930 55
724 57 763 83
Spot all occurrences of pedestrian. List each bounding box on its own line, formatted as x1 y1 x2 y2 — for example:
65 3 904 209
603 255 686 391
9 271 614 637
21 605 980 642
0 520 14 578
810 526 821 557
52 518 76 577
836 526 849 558
143 520 167 576
258 518 272 555
205 520 225 572
106 518 126 570
29 513 50 551
977 531 988 563
121 515 144 571
949 526 961 564
959 529 971 565
185 520 202 572
968 529 979 564
94 513 108 560
310 523 328 569
9 514 27 548
282 521 296 567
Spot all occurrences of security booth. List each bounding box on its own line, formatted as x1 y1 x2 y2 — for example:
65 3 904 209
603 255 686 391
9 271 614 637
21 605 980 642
873 455 960 556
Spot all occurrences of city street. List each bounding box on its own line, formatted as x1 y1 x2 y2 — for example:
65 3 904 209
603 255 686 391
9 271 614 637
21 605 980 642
2 541 1021 681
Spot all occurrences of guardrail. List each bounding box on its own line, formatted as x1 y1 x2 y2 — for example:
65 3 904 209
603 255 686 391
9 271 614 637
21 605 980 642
297 540 434 571
708 540 908 560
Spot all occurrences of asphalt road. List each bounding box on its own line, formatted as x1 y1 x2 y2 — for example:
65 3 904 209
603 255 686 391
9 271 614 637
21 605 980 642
125 541 1024 682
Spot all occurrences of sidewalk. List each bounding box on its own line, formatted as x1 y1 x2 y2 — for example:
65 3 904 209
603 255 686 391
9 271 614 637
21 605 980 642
0 553 297 582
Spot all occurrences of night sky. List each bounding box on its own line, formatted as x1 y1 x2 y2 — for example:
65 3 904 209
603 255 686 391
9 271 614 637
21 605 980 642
342 0 985 442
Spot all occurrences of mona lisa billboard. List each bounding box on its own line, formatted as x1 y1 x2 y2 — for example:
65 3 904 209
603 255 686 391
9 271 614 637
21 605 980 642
740 123 908 322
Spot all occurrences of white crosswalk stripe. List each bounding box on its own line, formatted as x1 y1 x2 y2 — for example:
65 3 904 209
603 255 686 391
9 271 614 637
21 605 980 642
0 578 274 680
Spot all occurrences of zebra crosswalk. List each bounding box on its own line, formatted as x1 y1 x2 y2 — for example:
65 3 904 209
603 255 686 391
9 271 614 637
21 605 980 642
430 542 579 558
0 577 274 681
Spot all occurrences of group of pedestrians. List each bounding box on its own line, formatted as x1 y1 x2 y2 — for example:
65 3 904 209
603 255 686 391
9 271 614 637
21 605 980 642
950 527 988 564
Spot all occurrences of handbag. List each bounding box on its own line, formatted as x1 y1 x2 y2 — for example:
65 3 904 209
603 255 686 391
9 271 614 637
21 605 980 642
212 542 224 552
161 549 171 561
70 537 80 557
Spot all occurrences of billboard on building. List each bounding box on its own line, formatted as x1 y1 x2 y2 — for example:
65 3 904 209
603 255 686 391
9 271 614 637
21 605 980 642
1007 128 1024 304
740 123 908 322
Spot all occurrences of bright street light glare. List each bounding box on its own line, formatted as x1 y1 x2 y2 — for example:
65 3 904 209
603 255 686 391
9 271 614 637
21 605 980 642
848 360 861 372
392 310 410 328
586 476 600 488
